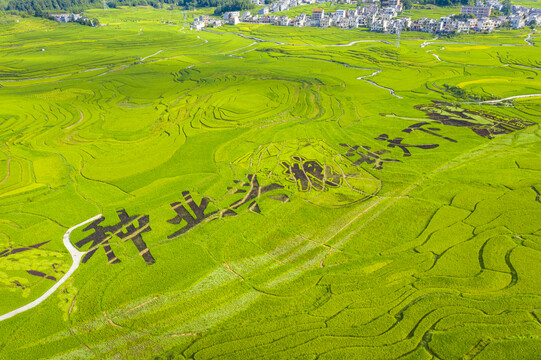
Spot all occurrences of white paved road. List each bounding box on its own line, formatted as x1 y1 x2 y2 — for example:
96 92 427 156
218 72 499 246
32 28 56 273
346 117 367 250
0 214 102 322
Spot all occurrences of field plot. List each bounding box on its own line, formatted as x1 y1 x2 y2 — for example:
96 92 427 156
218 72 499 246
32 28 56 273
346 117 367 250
0 8 540 360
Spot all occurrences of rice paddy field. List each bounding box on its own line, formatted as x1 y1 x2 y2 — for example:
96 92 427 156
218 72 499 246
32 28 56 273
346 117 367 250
0 7 541 359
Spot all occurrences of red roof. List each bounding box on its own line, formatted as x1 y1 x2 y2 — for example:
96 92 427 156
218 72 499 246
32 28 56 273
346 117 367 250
313 9 324 12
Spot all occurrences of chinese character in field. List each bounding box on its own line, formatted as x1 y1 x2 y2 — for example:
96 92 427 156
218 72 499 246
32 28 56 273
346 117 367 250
115 210 155 265
402 122 457 143
228 174 289 213
167 191 217 239
75 209 155 265
281 157 341 191
375 134 439 157
166 176 289 239
340 143 400 170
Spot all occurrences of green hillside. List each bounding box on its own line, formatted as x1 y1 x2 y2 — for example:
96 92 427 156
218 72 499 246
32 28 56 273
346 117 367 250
0 7 540 359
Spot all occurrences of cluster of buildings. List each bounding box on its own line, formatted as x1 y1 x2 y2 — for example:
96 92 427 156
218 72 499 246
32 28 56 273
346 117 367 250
250 0 358 13
507 4 541 29
51 13 84 23
192 0 541 34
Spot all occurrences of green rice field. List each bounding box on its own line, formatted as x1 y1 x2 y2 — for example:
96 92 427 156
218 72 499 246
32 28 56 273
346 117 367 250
0 7 540 359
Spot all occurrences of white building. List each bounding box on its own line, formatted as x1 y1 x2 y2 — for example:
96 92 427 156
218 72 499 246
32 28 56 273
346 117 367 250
510 15 525 28
223 11 240 20
461 6 492 18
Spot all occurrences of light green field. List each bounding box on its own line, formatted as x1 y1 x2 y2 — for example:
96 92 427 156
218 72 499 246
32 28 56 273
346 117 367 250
272 3 358 17
0 8 540 360
512 0 541 8
401 5 461 20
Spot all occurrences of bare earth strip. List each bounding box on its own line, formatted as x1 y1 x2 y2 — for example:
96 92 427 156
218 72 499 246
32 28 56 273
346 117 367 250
64 108 84 130
0 214 102 322
0 158 11 185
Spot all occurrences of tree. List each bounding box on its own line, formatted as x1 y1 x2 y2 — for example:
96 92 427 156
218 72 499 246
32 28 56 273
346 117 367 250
402 0 413 10
503 0 512 16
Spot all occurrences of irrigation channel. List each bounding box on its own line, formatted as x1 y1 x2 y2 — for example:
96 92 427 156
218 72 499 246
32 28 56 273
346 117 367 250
0 214 102 322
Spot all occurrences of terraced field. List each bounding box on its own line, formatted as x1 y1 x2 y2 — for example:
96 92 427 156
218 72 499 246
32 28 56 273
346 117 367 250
0 8 540 359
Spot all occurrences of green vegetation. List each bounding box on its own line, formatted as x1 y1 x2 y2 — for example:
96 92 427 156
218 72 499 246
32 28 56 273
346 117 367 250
512 0 541 8
400 5 461 20
272 3 357 17
0 7 540 360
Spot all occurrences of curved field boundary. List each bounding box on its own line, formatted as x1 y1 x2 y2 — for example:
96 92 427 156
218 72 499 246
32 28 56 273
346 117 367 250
0 214 102 322
203 28 394 47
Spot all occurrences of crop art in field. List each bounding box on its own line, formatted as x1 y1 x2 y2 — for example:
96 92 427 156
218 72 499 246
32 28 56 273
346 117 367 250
167 176 288 239
339 144 401 170
76 209 155 265
374 133 439 157
234 139 382 207
74 175 290 264
0 240 64 287
281 157 342 192
383 102 536 139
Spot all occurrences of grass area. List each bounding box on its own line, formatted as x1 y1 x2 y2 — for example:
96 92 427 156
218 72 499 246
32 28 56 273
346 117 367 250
401 5 461 20
272 3 357 17
0 7 540 360
513 0 541 8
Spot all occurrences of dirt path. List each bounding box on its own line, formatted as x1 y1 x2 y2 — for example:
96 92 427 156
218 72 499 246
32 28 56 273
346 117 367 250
140 49 163 62
525 32 535 46
203 28 394 47
421 35 439 48
64 108 84 130
472 93 541 104
1 67 108 83
422 39 524 47
0 214 101 322
0 158 11 186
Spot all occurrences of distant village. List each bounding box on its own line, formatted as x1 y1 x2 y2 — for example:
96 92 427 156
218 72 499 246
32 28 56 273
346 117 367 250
50 13 98 26
192 0 541 34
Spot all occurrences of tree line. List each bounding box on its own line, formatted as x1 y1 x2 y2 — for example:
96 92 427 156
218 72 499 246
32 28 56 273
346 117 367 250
2 0 255 14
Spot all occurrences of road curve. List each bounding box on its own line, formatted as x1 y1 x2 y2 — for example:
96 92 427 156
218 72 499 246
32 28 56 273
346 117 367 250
0 214 102 322
477 94 541 104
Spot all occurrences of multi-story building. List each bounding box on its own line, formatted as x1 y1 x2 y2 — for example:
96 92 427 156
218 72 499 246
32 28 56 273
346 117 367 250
312 8 324 26
381 0 402 10
461 6 492 18
475 18 495 31
312 9 325 21
223 11 240 20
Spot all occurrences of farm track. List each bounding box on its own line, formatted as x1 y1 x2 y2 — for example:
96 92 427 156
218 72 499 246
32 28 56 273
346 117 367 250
140 49 163 61
525 31 535 46
422 40 528 47
0 158 11 186
0 214 101 322
463 93 541 104
203 28 394 47
64 108 84 130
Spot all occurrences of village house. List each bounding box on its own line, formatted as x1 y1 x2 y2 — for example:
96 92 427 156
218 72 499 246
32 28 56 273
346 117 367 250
510 15 525 28
311 8 324 26
51 13 82 23
461 6 492 18
192 0 537 36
